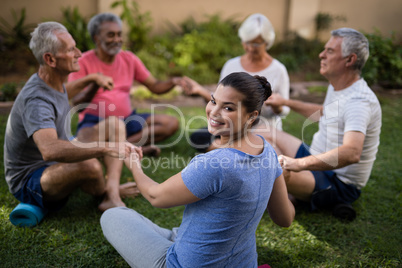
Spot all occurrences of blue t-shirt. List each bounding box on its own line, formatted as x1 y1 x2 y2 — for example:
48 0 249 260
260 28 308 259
166 137 282 267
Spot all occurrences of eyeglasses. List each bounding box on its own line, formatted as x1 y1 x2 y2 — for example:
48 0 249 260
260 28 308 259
245 41 266 48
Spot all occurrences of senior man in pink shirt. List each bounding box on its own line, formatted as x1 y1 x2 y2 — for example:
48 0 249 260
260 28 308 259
67 13 186 210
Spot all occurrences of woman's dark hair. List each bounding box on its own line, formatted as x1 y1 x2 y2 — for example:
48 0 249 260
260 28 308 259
220 72 272 126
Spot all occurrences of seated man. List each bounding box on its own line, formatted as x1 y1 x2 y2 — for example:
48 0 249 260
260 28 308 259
4 22 138 213
265 28 382 218
67 13 184 156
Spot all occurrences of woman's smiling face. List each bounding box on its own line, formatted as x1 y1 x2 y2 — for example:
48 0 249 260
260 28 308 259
205 84 252 139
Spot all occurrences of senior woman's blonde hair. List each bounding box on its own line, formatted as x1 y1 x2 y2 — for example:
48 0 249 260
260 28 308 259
238 13 275 50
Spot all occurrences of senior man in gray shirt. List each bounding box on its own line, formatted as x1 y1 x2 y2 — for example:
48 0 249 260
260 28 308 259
4 21 138 213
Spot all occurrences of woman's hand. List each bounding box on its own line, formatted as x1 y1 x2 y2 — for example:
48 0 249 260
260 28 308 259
104 142 135 159
124 146 143 171
180 76 212 102
265 93 285 114
180 77 203 95
278 155 303 172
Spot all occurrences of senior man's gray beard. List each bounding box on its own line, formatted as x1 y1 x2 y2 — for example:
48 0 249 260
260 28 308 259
100 41 122 56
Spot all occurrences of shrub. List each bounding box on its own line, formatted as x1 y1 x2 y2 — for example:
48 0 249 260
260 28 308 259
270 32 323 75
173 14 243 83
363 30 402 89
111 0 152 52
0 82 19 101
0 8 37 75
137 14 243 84
136 49 172 80
60 6 94 52
314 12 346 39
0 8 35 50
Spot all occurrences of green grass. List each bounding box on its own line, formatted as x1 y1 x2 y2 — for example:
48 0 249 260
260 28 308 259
1 97 401 267
131 85 181 101
307 85 328 93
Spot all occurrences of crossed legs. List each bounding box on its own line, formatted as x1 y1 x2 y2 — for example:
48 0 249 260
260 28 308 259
75 116 139 211
101 207 175 268
41 158 106 203
42 113 179 211
126 114 179 146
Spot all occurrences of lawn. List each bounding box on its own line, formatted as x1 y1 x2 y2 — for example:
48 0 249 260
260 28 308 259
0 95 401 267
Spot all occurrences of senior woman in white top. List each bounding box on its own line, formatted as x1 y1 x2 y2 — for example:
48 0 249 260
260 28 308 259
184 13 290 151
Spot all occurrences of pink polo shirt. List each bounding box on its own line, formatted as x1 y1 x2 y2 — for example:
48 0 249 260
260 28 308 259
69 50 150 121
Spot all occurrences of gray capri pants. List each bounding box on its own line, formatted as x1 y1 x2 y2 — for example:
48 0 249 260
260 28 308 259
100 207 178 268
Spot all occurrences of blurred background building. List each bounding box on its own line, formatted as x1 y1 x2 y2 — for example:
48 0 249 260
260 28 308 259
1 0 401 42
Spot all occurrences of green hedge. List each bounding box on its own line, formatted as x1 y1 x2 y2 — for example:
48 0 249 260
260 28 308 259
363 30 402 89
1 4 401 88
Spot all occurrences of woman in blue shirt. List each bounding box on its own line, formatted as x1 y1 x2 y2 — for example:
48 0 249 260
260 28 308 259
101 72 295 267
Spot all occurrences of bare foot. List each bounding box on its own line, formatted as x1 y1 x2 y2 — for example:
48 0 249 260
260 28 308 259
98 196 126 212
119 182 141 199
142 145 161 157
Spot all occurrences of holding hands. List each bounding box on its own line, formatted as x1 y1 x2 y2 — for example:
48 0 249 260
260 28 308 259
171 76 207 98
124 145 143 171
278 155 303 172
104 142 138 159
180 77 204 96
265 93 285 114
180 76 212 102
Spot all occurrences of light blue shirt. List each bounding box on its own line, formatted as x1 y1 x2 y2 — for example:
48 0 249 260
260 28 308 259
166 137 282 267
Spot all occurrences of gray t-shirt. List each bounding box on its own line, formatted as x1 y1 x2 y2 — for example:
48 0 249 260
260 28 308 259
4 73 71 194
